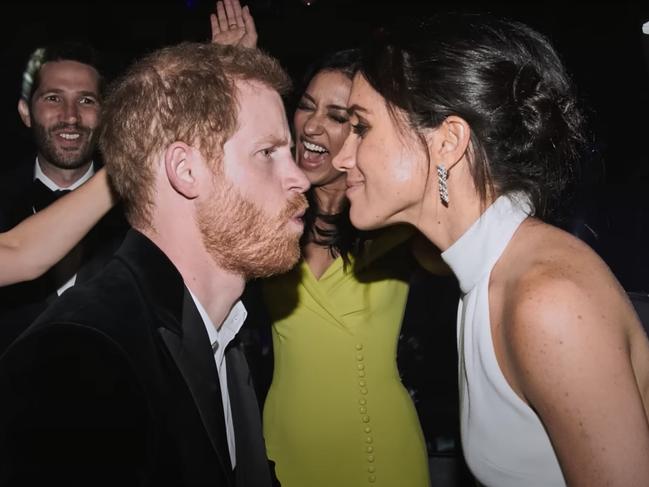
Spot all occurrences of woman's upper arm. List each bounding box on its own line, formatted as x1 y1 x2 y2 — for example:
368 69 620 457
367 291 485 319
507 276 649 486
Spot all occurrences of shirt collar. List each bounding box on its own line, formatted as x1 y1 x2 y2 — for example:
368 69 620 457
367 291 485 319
34 157 95 191
187 288 247 355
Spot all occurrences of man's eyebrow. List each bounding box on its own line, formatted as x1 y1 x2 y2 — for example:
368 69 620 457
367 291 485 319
37 88 99 98
256 134 290 146
77 90 100 98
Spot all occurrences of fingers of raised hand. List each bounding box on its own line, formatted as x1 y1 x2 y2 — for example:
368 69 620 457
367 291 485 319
224 0 244 28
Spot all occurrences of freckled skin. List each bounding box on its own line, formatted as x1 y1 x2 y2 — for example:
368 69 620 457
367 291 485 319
489 218 649 486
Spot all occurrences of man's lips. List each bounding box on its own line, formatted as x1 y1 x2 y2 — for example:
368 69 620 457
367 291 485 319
292 206 308 220
52 129 88 146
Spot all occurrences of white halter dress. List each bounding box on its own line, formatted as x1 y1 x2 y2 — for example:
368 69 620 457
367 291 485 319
441 193 566 487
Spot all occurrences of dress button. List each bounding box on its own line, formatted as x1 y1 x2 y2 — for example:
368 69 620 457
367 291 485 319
368 474 376 483
360 387 368 395
355 343 363 351
357 364 365 371
359 398 367 406
359 406 367 414
365 437 373 444
364 426 371 433
356 353 364 361
358 370 366 377
368 466 376 473
361 415 370 423
367 454 375 463
359 379 366 387
366 445 374 452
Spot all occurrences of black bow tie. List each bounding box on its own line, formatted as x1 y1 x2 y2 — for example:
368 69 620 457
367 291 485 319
32 178 72 212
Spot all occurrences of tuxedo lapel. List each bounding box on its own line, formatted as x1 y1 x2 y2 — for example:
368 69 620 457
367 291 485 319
0 159 34 232
227 343 273 487
158 290 235 486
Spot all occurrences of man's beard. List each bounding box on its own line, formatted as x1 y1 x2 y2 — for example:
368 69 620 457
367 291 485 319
197 181 308 280
32 121 96 170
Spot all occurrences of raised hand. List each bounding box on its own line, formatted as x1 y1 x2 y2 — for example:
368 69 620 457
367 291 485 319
210 0 258 48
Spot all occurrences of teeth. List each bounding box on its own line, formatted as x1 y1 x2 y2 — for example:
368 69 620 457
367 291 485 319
303 140 326 153
59 133 80 140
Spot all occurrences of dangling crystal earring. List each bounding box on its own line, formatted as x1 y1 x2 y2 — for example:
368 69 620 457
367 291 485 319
437 164 449 205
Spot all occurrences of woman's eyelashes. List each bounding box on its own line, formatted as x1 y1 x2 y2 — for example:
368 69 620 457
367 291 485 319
329 111 350 124
297 100 349 125
296 100 314 112
351 119 369 137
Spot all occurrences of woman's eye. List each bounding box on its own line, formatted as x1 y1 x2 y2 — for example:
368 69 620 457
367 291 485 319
330 113 350 124
351 121 369 137
296 101 314 112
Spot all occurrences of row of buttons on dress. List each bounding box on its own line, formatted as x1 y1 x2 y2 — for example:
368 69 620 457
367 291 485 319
356 343 376 484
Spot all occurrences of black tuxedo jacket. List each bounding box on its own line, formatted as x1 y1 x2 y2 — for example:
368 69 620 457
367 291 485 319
0 158 128 353
0 230 274 487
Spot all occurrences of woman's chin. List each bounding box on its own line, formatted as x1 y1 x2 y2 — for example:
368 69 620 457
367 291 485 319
349 208 386 231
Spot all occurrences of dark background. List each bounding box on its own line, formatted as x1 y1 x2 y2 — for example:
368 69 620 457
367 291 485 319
2 0 648 186
2 1 648 169
2 2 648 290
17 0 644 293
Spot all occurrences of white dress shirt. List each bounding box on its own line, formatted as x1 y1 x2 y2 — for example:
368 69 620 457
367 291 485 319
188 290 247 469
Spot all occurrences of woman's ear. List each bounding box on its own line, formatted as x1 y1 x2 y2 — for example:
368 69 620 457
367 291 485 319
425 115 471 171
164 142 200 199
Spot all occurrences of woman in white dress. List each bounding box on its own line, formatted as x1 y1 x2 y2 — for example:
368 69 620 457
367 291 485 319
333 13 649 487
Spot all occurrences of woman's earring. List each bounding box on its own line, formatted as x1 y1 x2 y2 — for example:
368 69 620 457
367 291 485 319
437 164 449 205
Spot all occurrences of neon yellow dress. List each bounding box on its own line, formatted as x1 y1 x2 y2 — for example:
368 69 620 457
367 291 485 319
262 230 430 487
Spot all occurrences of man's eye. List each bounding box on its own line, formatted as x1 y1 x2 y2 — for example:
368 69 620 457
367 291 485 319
44 95 60 103
260 147 276 158
80 97 97 105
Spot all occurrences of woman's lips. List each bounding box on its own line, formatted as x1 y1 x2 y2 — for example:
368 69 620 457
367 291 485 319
345 179 364 196
298 143 329 169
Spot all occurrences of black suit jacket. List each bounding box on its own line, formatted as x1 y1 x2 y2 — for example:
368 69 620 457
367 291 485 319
0 230 274 487
0 157 128 353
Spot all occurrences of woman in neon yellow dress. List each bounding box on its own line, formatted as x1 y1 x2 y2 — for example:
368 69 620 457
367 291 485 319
261 50 430 487
211 5 432 484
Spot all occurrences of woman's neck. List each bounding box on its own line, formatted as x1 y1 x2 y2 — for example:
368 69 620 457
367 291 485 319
312 180 347 215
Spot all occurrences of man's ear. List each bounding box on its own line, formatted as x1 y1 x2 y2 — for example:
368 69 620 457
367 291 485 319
17 99 32 128
164 142 200 199
425 115 471 171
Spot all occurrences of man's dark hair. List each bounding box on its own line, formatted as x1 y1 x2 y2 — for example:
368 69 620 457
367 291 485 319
21 42 104 103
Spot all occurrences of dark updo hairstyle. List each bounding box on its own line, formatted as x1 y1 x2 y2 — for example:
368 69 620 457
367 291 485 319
359 13 587 221
296 48 366 262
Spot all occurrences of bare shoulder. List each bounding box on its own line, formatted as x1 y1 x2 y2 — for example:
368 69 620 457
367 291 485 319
505 220 626 328
499 220 634 385
495 221 649 485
